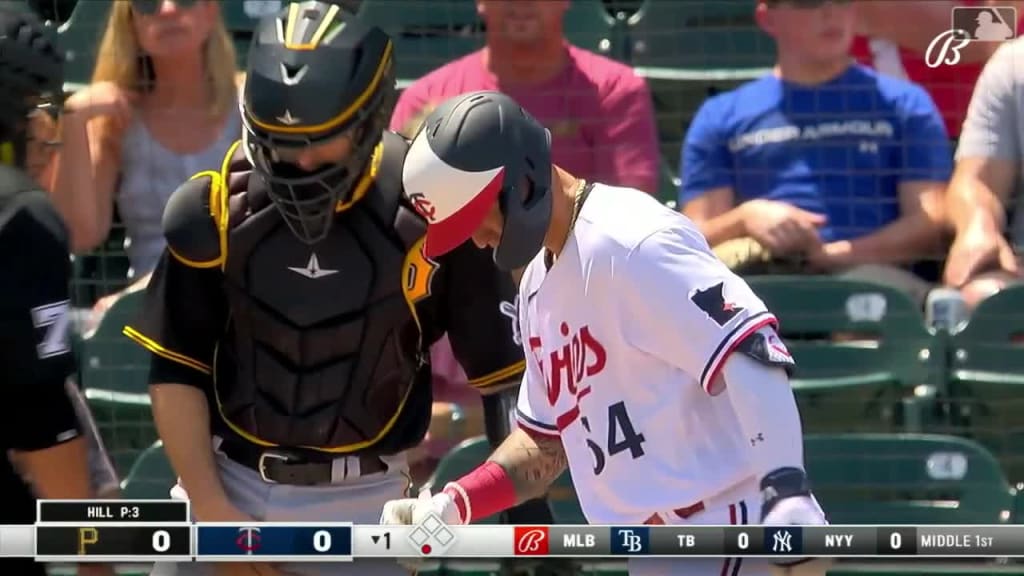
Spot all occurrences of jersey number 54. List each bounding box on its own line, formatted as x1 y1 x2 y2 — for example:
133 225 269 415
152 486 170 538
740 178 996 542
581 401 646 476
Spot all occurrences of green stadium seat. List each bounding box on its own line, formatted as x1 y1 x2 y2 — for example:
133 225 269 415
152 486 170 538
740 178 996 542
221 0 273 35
356 0 483 83
805 433 1018 524
548 469 585 525
79 289 157 476
220 0 302 68
576 563 629 576
4 1 33 15
626 0 773 164
120 440 175 500
651 73 758 176
441 561 502 576
747 276 943 434
56 0 111 88
949 285 1024 481
563 0 627 61
625 0 775 73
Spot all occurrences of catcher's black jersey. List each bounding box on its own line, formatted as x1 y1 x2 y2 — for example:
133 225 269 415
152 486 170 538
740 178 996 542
0 174 81 527
126 133 524 454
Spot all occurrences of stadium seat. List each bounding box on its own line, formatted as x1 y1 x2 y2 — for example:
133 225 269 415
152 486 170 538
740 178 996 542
625 0 775 73
220 0 296 68
627 0 773 168
563 0 627 61
805 433 1018 524
56 0 111 88
548 469 586 525
5 1 33 15
949 285 1024 481
576 563 629 576
441 561 502 576
27 0 79 24
120 440 175 500
650 73 758 175
79 289 157 475
747 276 943 434
356 0 483 83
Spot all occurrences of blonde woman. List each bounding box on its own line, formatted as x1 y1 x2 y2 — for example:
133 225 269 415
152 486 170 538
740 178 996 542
50 0 240 316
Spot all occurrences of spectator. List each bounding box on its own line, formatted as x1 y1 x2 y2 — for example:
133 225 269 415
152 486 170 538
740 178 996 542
49 0 239 318
391 0 659 194
852 0 1022 138
679 0 951 305
944 37 1024 310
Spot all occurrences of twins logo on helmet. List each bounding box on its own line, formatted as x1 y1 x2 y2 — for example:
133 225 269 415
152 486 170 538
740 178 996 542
409 192 437 222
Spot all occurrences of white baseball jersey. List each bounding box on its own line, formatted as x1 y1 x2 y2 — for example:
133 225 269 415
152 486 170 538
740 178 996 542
513 184 794 525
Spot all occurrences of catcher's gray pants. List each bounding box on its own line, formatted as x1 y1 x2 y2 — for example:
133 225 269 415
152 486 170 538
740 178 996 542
151 441 411 576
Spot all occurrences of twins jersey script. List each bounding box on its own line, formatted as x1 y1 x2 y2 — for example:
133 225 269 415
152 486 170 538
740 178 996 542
513 184 794 524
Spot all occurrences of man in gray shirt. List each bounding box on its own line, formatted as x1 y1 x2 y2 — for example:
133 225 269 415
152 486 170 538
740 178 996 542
945 37 1024 310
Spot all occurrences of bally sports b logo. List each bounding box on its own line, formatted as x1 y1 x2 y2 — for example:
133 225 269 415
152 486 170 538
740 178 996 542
514 527 549 555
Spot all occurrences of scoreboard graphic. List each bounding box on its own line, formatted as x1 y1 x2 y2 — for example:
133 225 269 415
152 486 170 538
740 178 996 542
0 500 1018 562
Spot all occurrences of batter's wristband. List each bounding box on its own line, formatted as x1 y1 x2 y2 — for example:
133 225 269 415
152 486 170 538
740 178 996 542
443 461 517 524
443 482 471 525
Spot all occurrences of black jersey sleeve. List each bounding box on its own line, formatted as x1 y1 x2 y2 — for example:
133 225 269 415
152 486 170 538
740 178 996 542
123 250 227 390
436 242 525 392
123 173 228 390
0 192 81 452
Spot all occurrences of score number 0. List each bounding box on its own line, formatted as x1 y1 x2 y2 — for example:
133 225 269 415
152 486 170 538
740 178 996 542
152 530 171 552
312 530 334 553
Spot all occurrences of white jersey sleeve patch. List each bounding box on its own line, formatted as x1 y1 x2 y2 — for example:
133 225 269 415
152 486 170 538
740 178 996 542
619 226 779 395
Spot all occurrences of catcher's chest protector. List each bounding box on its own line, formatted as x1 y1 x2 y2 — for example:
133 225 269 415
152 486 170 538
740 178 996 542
217 132 431 450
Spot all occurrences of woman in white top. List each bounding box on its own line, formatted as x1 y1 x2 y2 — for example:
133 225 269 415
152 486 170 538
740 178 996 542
50 0 240 316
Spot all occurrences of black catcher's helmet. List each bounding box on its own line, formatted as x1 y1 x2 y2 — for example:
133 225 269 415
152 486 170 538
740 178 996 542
241 1 397 244
0 7 63 146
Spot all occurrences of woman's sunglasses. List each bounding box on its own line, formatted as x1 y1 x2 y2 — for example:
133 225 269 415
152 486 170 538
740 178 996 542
131 0 199 16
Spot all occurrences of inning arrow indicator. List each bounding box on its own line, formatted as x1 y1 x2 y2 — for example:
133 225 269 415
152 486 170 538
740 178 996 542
354 526 410 556
372 532 391 549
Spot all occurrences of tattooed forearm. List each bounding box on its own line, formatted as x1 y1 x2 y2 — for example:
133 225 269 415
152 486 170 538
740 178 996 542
488 428 568 504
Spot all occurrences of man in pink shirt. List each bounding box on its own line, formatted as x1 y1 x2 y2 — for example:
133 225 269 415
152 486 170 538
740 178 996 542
390 0 660 195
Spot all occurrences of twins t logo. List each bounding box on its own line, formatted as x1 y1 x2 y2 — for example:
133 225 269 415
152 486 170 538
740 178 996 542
235 527 262 554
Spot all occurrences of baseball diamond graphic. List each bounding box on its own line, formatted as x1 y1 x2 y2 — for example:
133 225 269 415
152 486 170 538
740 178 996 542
408 513 457 556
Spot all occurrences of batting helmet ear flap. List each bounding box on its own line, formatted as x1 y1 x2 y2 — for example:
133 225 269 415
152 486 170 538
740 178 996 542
493 127 553 270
